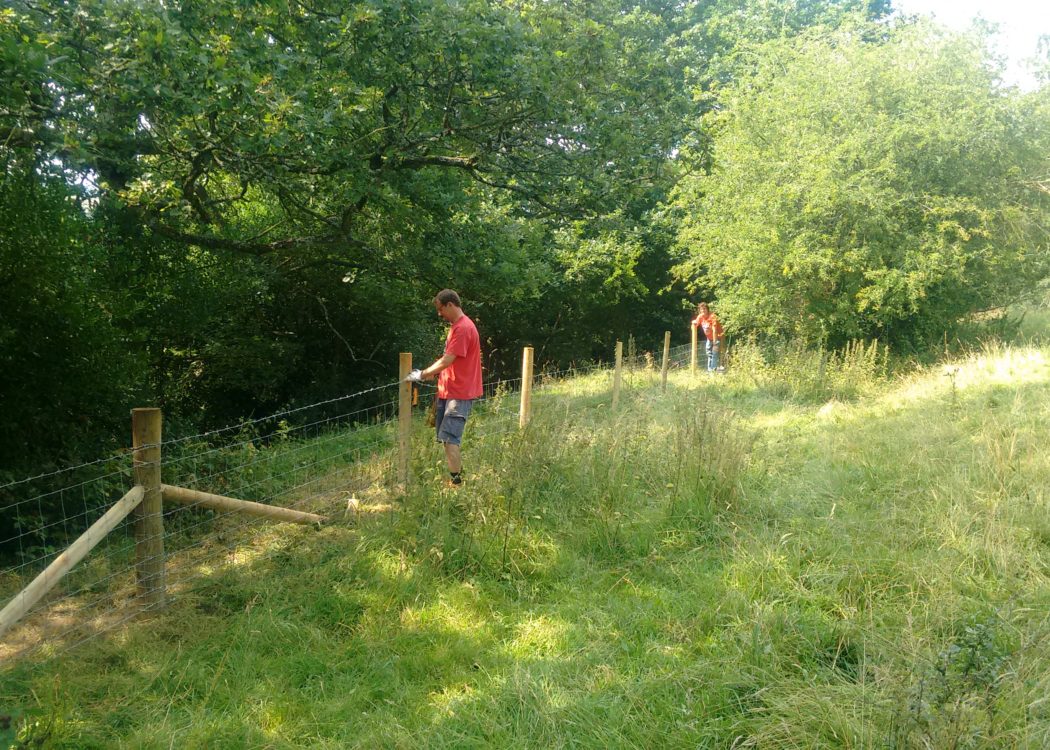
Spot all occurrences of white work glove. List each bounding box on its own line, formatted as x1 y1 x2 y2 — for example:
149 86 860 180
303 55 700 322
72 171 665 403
405 369 423 384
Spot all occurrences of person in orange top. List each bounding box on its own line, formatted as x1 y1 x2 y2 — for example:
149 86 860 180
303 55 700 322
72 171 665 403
416 289 483 486
690 302 724 372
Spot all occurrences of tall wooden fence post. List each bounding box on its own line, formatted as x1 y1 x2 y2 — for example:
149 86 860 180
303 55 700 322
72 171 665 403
690 325 698 374
519 346 534 429
132 407 165 609
612 340 623 409
398 353 412 488
661 331 671 392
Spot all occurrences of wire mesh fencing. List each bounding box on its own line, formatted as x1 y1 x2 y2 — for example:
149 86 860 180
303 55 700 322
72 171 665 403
0 381 402 664
0 333 688 665
667 342 694 369
0 451 138 661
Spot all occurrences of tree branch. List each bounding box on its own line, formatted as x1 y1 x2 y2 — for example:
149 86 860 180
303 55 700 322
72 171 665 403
395 154 478 171
150 223 346 255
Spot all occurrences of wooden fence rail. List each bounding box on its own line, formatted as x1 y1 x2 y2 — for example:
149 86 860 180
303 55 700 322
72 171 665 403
161 485 325 525
0 485 144 639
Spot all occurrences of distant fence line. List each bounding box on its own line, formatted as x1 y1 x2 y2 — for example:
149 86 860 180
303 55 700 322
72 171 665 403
0 334 699 664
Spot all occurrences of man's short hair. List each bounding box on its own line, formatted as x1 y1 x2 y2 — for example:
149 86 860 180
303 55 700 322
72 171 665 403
435 289 461 307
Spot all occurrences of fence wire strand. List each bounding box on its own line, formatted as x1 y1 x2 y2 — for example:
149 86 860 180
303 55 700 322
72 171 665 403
159 381 401 448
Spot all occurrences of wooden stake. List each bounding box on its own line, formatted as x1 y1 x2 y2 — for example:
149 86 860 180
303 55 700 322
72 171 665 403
0 485 144 639
398 352 412 488
612 340 623 408
161 485 325 525
132 407 165 609
690 325 698 374
519 346 534 429
661 331 671 392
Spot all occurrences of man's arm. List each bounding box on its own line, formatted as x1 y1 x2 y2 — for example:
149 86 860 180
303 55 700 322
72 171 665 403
421 353 456 380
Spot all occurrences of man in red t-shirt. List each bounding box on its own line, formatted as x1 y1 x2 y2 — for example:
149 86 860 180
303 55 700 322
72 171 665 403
417 289 483 486
690 302 725 372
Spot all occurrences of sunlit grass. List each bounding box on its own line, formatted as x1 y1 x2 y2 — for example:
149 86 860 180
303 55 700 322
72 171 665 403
3 338 1050 747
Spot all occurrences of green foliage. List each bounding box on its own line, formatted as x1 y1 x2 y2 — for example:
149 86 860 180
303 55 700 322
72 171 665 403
0 177 140 468
1 0 909 484
8 0 1033 553
674 20 1050 348
13 0 691 240
892 614 1014 749
1 0 708 475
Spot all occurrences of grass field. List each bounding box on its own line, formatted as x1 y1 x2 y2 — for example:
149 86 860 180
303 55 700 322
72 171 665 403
3 332 1050 748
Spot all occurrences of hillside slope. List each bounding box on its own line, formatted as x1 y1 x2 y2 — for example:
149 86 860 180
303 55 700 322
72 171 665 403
3 344 1050 748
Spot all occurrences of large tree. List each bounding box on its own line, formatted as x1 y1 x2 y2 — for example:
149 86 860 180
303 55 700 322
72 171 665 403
7 0 689 250
672 19 1050 347
0 0 898 458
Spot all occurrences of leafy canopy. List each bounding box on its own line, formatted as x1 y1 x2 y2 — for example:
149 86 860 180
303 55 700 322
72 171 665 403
673 20 1050 347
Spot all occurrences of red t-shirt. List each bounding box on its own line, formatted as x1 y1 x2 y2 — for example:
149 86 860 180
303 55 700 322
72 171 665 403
438 314 483 400
691 313 723 341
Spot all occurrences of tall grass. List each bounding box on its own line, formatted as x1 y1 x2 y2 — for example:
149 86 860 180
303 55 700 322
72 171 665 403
727 336 890 402
3 340 1050 748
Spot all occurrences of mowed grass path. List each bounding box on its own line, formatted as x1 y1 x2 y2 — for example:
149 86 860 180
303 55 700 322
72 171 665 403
3 344 1050 748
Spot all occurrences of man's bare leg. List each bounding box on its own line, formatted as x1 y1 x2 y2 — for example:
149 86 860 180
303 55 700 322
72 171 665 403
443 442 462 474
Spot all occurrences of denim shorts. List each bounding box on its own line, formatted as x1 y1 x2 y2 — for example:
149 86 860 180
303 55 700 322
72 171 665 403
435 398 474 446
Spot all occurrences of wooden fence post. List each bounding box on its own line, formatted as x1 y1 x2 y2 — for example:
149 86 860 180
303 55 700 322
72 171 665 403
519 346 534 429
612 340 623 409
690 325 698 374
398 353 412 488
132 407 165 609
661 331 671 392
